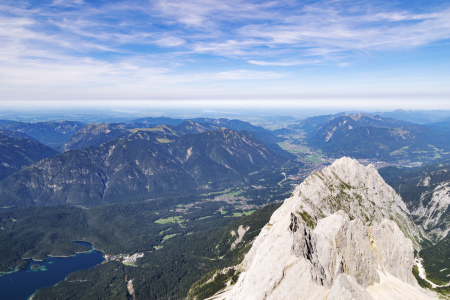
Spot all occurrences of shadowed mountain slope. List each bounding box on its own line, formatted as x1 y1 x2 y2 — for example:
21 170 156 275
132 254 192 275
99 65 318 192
0 121 85 150
0 129 291 208
170 128 291 187
0 134 58 181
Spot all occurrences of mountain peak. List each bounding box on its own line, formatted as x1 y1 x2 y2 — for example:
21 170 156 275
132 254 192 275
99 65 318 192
218 157 428 300
288 157 414 237
329 156 366 170
326 157 384 189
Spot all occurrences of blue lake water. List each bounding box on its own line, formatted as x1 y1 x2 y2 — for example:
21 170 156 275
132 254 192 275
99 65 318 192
0 241 105 300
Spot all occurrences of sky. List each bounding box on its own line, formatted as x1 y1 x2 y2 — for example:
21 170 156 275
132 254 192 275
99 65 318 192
0 0 449 110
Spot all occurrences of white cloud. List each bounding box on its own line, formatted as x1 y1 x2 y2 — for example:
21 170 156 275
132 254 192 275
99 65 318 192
0 0 450 104
235 5 450 55
151 0 281 27
211 70 285 80
191 39 264 57
3 1 450 65
155 36 185 47
247 60 321 66
52 0 84 6
338 62 350 67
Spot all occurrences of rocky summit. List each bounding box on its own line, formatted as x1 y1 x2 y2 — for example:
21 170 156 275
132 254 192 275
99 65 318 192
215 157 435 300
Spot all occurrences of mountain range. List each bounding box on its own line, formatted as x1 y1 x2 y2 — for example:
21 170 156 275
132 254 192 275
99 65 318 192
287 113 450 163
0 128 290 208
2 112 450 299
60 118 285 161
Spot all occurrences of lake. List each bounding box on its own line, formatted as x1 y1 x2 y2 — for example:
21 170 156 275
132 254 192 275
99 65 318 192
0 241 105 300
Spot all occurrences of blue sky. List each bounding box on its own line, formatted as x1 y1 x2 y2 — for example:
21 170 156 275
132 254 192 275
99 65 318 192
0 0 449 110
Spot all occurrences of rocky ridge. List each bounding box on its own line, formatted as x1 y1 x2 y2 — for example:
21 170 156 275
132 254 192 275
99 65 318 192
380 164 450 243
291 157 418 243
213 157 433 300
413 182 450 239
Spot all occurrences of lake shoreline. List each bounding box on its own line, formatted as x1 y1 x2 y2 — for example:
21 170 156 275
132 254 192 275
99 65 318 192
0 241 105 300
1 240 105 276
0 241 106 277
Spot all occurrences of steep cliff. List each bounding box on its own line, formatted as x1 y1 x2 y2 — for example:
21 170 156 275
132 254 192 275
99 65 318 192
206 157 434 300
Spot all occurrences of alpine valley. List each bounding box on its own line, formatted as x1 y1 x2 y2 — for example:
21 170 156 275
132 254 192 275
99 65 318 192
1 112 450 300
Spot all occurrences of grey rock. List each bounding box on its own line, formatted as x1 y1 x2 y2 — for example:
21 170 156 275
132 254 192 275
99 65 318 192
224 157 431 300
327 274 373 300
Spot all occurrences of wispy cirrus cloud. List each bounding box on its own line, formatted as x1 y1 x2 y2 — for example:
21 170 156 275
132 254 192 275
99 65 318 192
235 5 450 55
3 1 450 63
155 36 186 47
51 0 84 6
247 60 322 66
150 0 281 27
0 0 449 104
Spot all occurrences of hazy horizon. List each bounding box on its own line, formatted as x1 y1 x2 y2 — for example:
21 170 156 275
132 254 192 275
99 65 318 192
1 106 450 124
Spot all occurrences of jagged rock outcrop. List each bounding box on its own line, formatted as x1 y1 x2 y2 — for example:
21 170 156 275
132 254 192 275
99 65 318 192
221 157 433 300
291 157 418 243
413 182 450 239
380 163 450 242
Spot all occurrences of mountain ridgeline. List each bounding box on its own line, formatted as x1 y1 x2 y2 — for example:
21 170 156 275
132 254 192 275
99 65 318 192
62 117 283 153
62 123 129 151
0 128 291 208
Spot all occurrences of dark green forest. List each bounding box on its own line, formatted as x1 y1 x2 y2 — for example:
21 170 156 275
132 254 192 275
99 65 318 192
30 203 280 299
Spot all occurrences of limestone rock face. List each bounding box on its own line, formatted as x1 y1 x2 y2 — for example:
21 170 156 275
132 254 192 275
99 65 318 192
369 219 416 285
327 274 372 300
413 182 450 240
224 157 433 300
290 157 417 243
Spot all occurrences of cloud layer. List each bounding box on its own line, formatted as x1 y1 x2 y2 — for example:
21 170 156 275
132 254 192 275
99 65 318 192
0 0 449 107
